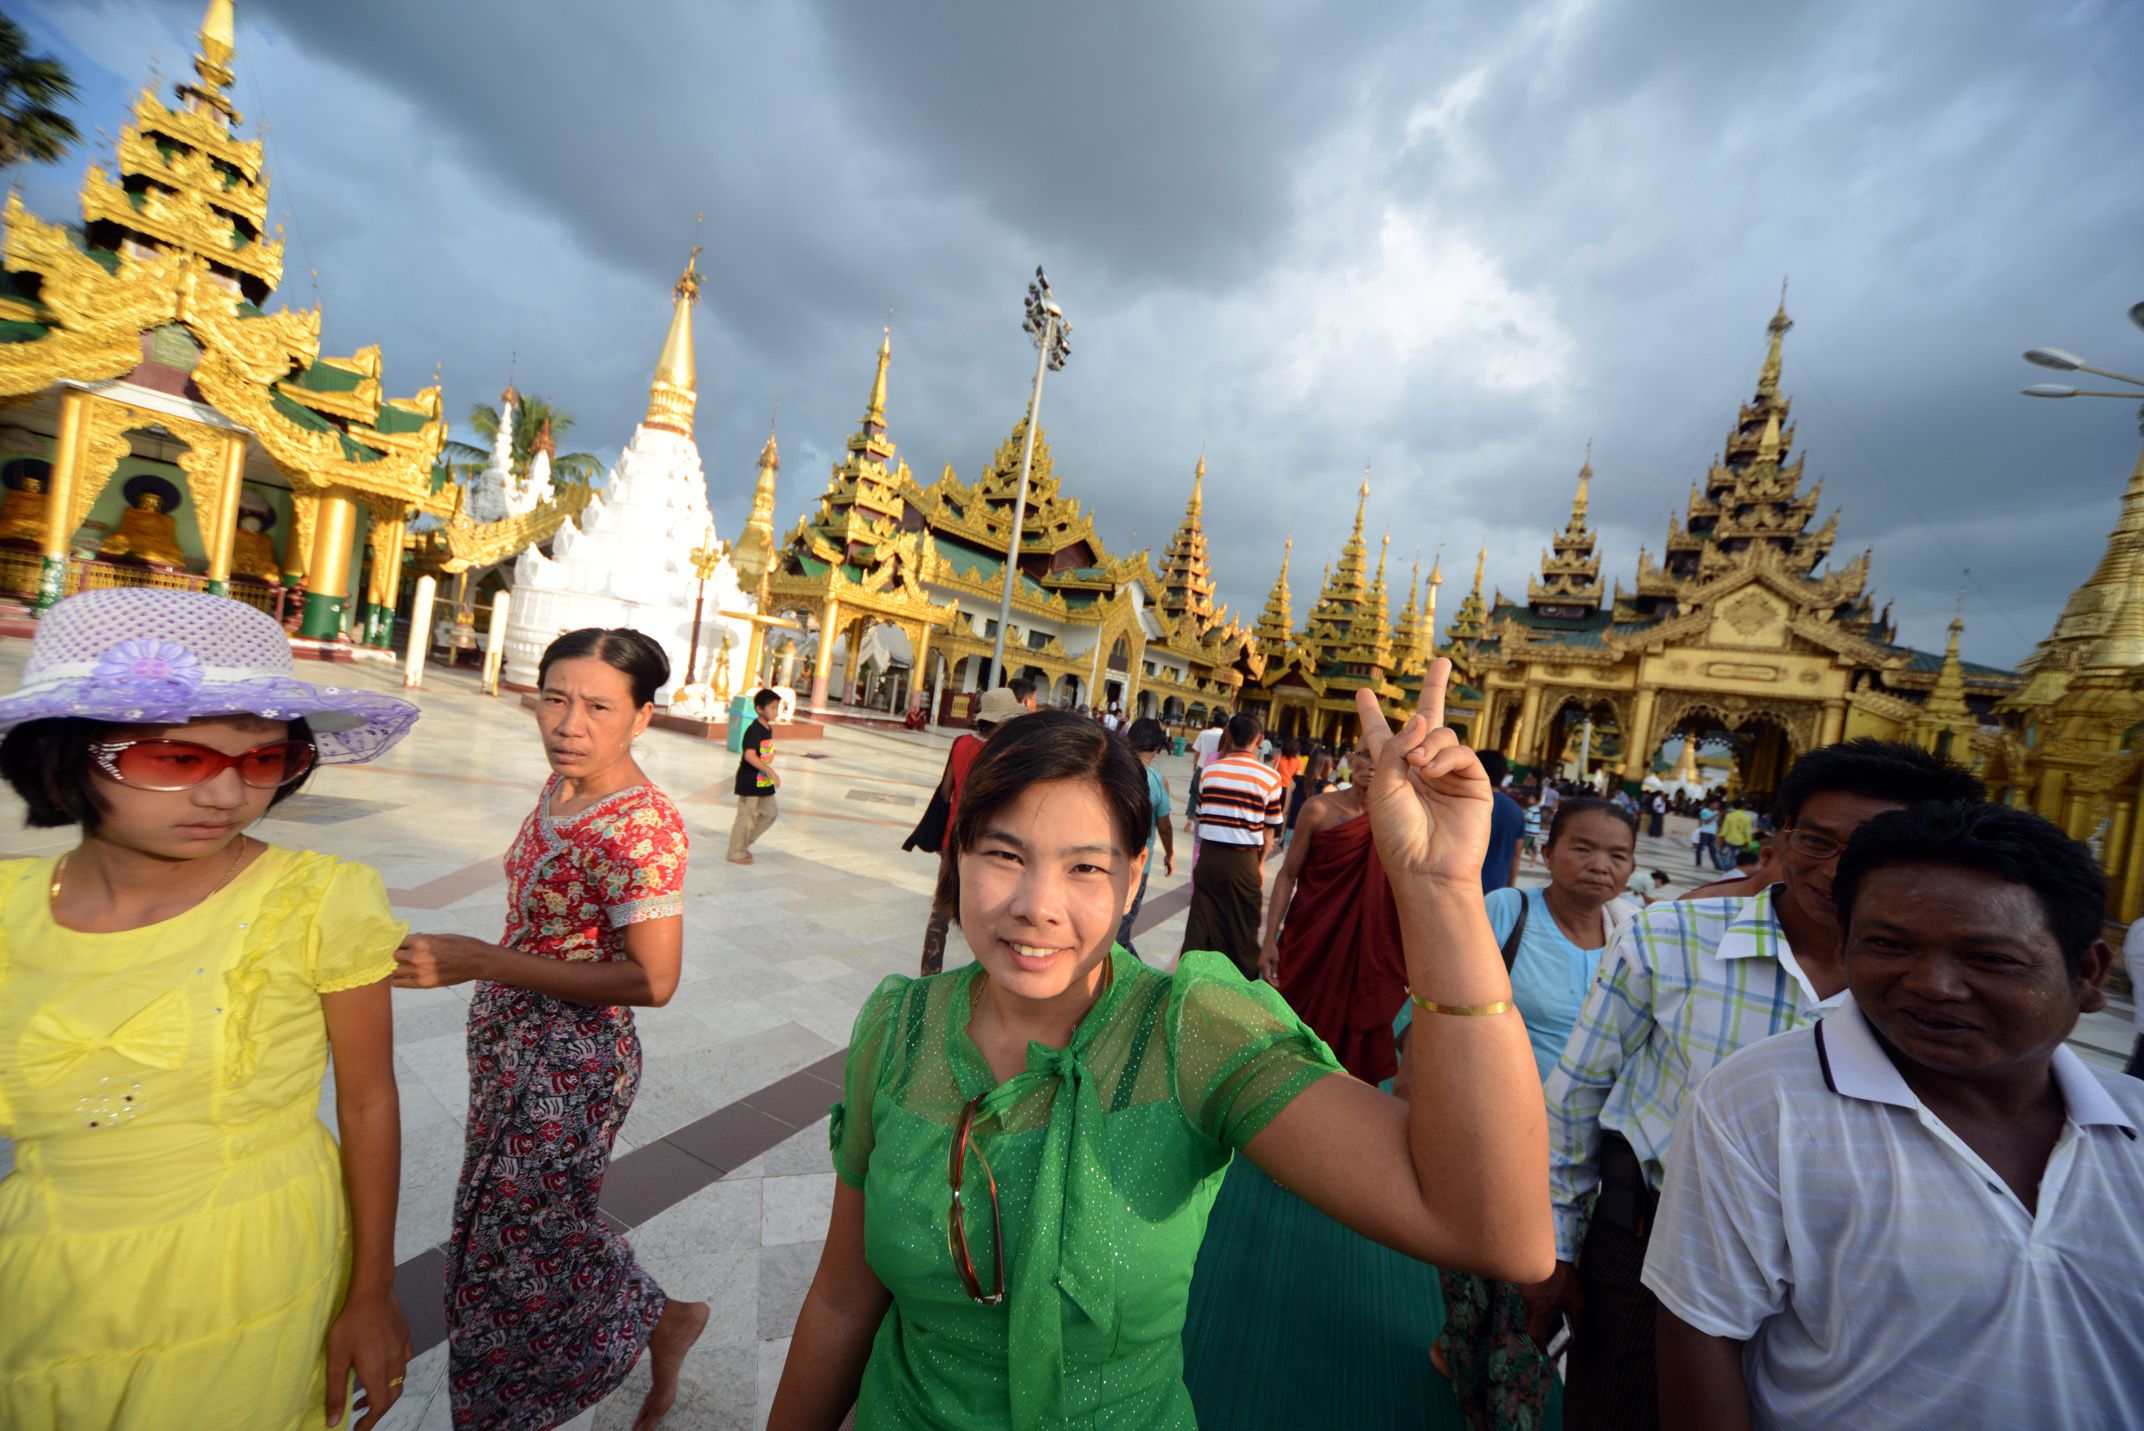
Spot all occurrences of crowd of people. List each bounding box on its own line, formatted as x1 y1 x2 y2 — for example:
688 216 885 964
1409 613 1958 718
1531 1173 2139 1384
1 587 2139 1430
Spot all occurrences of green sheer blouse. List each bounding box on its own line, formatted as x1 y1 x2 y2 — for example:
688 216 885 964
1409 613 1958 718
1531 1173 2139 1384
829 947 1344 1430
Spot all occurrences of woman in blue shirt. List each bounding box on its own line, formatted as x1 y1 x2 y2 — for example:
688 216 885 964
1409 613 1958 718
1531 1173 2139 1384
1431 797 1637 1425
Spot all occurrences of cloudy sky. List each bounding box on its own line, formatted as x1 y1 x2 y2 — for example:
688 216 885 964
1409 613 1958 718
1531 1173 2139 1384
18 0 2143 666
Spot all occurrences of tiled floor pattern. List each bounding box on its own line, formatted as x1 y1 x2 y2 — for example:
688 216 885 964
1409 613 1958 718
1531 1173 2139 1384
0 637 2132 1428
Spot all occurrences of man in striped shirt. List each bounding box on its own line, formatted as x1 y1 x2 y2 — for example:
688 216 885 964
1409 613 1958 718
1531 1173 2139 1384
1530 740 1984 1430
1181 712 1287 976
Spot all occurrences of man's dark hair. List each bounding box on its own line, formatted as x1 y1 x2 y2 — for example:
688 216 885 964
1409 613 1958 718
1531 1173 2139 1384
1478 750 1509 786
1008 677 1037 704
1 715 316 831
1776 738 1984 825
1205 709 1227 730
753 688 781 712
1546 795 1636 846
1125 717 1168 754
539 627 670 707
1834 801 2105 979
936 710 1149 919
1734 847 1760 869
1225 713 1262 750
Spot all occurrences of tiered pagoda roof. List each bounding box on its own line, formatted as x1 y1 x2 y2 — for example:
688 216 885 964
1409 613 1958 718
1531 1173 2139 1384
1157 454 1221 637
1294 478 1395 681
0 0 445 508
1251 536 1296 665
2005 445 2144 711
1527 451 1604 618
1446 544 1490 647
1391 558 1426 677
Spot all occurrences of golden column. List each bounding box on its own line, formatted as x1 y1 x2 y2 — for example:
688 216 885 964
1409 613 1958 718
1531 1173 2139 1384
300 486 360 638
911 619 934 721
1511 684 1544 764
1819 698 1846 747
200 435 246 594
809 595 841 710
1620 686 1659 792
33 388 89 608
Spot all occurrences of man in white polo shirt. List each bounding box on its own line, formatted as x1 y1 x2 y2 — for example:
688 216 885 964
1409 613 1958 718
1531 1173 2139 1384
1644 801 2144 1431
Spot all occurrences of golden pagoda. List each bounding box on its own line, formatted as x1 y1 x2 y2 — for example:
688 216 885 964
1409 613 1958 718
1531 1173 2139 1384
1466 296 2018 792
764 330 1248 722
1250 474 1407 743
1244 535 1296 680
0 0 446 643
1982 441 2144 919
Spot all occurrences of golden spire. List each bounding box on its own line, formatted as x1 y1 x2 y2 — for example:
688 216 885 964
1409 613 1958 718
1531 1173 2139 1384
1472 542 1487 595
1924 614 1974 715
1423 554 1440 637
1190 450 1205 514
1570 443 1594 530
644 246 702 436
732 417 782 586
1757 279 1792 399
864 326 891 429
177 0 242 123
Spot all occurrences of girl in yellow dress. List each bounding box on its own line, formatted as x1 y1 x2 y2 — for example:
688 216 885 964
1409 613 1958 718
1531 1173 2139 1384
0 589 423 1429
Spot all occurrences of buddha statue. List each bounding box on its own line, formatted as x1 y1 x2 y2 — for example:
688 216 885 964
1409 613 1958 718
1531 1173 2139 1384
230 510 281 582
0 473 49 550
98 478 191 570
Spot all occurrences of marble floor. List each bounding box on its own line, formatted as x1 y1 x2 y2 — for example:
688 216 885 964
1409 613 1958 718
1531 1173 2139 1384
0 640 2132 1429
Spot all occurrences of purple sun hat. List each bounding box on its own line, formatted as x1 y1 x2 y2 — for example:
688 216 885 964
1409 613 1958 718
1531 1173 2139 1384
0 588 419 763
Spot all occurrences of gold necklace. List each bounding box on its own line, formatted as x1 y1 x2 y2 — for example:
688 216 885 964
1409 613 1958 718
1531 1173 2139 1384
50 836 248 913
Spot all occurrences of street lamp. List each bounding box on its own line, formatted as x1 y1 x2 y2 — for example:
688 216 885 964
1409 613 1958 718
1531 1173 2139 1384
986 266 1073 691
2021 302 2144 435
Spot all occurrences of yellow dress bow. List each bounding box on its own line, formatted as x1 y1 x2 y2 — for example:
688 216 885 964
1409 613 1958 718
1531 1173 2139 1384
19 987 190 1088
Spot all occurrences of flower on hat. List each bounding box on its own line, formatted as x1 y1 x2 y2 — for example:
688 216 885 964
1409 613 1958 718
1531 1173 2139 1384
93 639 204 691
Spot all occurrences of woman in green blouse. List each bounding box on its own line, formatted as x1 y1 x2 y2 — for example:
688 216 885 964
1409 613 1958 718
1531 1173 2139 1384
769 666 1553 1430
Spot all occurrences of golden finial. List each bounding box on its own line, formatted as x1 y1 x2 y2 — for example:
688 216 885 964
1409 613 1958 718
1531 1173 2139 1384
1472 543 1487 593
1189 451 1205 514
864 325 892 429
1758 280 1793 399
645 242 701 436
178 0 242 123
1429 542 1444 587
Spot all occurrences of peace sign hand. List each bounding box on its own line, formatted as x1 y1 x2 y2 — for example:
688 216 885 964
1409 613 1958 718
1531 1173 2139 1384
1356 658 1494 890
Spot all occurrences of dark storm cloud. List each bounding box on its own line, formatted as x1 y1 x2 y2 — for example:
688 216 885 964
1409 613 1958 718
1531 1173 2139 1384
20 0 2144 666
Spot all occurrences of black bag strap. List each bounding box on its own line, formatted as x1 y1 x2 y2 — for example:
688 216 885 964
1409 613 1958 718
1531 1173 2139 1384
1500 889 1531 971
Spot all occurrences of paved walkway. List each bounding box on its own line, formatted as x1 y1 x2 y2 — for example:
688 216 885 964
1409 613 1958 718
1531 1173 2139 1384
0 640 2131 1427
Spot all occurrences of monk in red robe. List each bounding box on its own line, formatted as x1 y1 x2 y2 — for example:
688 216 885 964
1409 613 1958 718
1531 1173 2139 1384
1256 738 1408 1083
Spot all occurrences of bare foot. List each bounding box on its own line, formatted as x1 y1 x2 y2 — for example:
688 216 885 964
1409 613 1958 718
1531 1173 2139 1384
726 853 754 865
634 1299 709 1430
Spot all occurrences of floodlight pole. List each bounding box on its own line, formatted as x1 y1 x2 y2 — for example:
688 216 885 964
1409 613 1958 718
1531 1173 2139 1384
987 269 1071 690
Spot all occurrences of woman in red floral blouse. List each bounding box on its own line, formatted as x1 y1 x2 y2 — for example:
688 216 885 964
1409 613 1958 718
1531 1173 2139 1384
395 628 706 1430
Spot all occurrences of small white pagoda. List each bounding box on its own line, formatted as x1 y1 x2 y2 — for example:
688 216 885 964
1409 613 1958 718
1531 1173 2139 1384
464 385 548 524
501 251 750 705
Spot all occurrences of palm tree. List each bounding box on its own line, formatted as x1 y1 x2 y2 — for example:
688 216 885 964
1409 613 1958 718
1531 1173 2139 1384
443 391 605 492
0 18 79 171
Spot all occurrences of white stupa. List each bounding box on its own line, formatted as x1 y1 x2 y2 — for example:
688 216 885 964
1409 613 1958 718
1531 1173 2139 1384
501 251 750 705
464 386 547 523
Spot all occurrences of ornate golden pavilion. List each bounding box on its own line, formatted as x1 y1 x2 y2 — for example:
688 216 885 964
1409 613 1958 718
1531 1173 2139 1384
1443 298 2021 792
0 0 459 642
765 333 1253 719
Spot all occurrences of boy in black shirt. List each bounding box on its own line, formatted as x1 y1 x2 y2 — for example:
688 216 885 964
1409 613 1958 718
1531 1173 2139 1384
728 688 782 864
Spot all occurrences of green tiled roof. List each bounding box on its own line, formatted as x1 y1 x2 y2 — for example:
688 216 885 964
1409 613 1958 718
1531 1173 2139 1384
936 534 1050 600
0 318 49 343
1885 644 2018 683
288 359 363 394
371 404 430 436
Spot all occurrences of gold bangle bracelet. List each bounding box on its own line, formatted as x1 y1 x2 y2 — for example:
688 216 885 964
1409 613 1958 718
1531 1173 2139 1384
1409 993 1515 1017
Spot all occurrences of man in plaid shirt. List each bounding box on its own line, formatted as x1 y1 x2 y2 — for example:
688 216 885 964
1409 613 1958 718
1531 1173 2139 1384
1529 740 1984 1429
